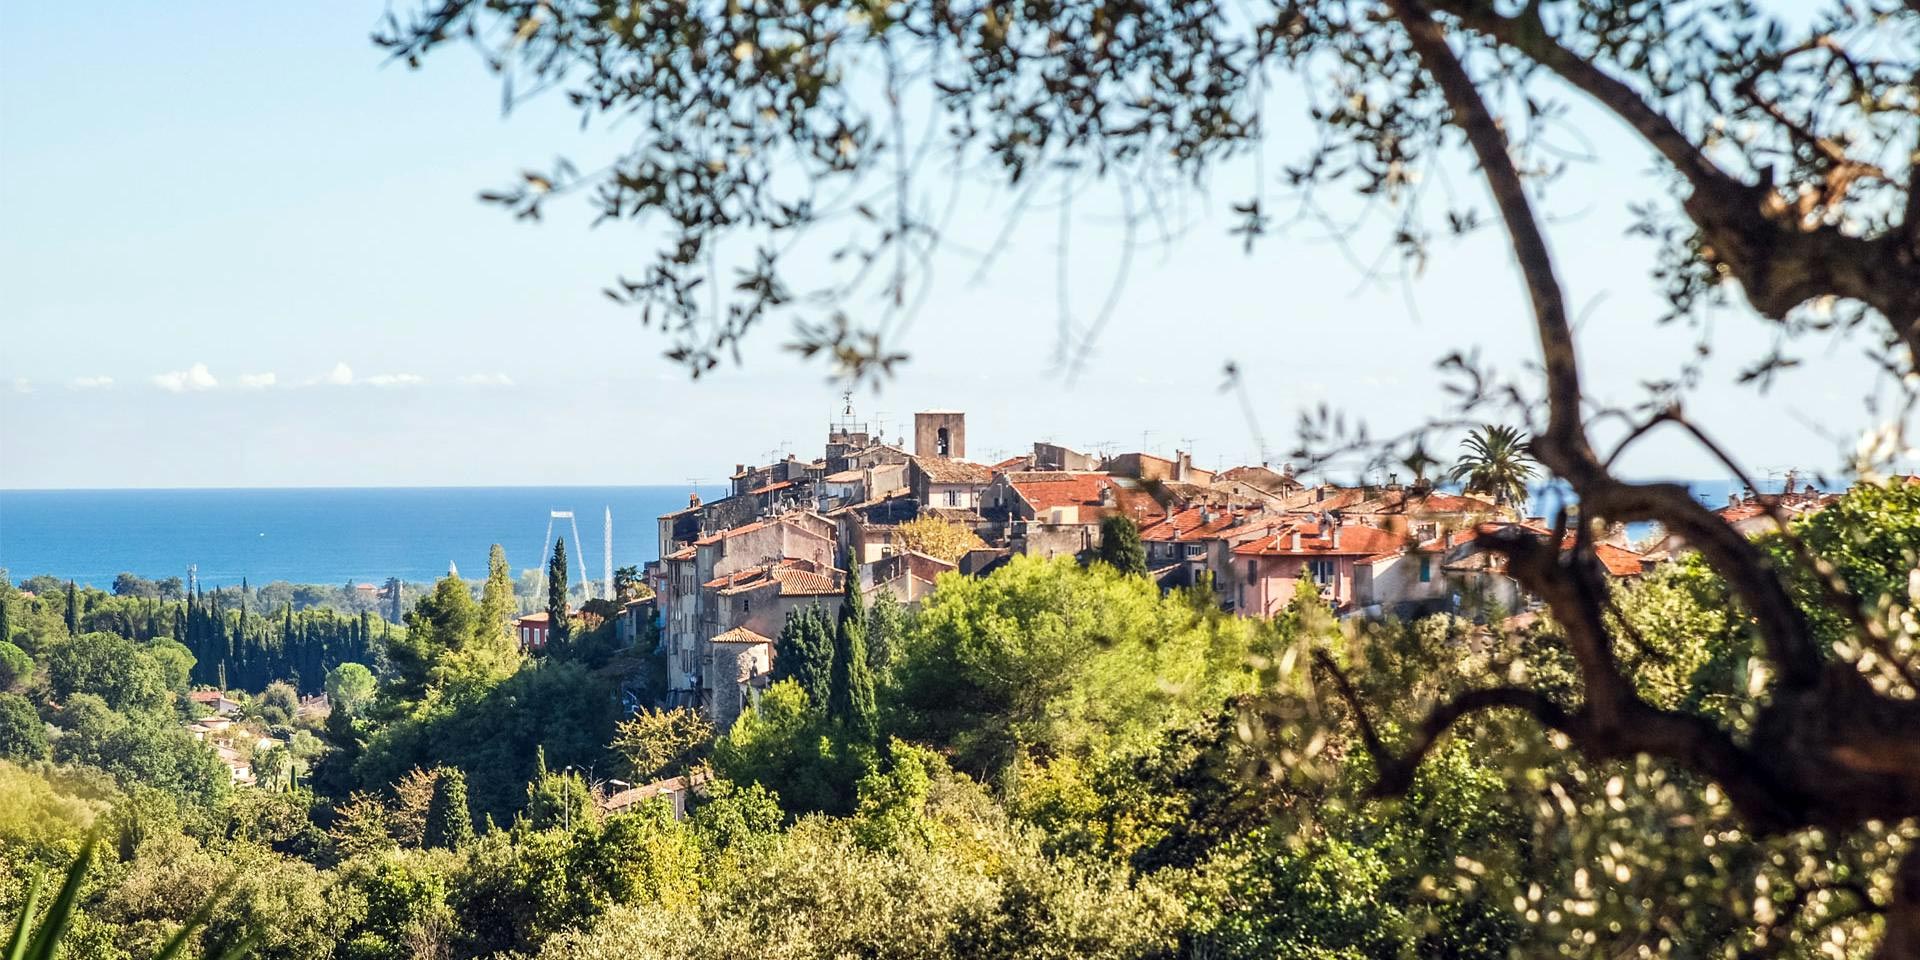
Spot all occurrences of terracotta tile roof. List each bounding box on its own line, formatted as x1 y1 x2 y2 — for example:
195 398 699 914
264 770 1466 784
1445 519 1553 548
1718 502 1771 523
695 519 772 546
851 443 908 460
825 469 865 483
771 567 838 596
1281 487 1374 513
709 626 774 645
914 457 995 485
1344 490 1500 516
1591 542 1649 577
665 546 697 561
922 506 982 523
1006 472 1166 521
747 479 799 496
1138 506 1252 542
1217 465 1303 494
1232 522 1409 557
692 515 831 548
707 561 841 596
993 456 1030 471
1442 522 1645 577
602 770 712 815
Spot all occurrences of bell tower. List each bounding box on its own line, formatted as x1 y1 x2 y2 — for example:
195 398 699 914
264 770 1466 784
914 410 966 459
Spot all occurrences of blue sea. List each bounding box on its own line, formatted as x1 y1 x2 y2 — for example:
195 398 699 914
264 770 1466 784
0 486 725 588
0 478 1790 590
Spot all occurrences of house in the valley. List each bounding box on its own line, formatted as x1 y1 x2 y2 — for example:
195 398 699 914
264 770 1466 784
1106 450 1216 485
1339 484 1504 541
1138 505 1283 599
864 549 956 604
1232 520 1410 616
984 471 1169 560
188 690 241 717
514 611 554 650
1438 521 1655 615
908 456 995 513
1214 464 1305 504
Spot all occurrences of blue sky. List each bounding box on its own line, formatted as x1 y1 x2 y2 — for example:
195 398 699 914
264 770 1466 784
0 2 1880 489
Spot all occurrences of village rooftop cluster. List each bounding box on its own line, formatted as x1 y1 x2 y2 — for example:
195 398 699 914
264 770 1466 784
518 408 1841 731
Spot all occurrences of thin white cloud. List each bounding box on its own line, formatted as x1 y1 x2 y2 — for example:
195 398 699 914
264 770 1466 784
314 362 354 387
11 379 32 395
237 372 277 389
457 372 515 387
69 376 113 390
365 373 426 388
152 363 218 393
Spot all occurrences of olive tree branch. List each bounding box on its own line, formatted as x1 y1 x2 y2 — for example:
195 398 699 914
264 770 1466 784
1388 0 1825 691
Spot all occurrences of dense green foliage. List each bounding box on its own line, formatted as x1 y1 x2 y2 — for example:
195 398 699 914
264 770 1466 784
770 604 833 709
545 539 570 652
826 557 874 739
178 589 380 695
1449 425 1536 508
890 556 1265 775
9 482 1920 957
1098 515 1149 577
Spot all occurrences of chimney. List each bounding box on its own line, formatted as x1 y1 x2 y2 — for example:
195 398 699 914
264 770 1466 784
1176 450 1193 483
1331 523 1342 549
689 492 702 508
1290 530 1302 551
1784 469 1797 496
736 463 745 475
1386 472 1402 492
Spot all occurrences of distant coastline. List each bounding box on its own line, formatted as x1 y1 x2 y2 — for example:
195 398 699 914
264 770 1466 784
0 485 725 588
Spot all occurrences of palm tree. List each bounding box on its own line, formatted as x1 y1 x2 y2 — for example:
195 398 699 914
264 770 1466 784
1449 425 1537 509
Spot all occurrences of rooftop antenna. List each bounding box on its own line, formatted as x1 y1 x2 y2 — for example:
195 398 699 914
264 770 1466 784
603 507 614 601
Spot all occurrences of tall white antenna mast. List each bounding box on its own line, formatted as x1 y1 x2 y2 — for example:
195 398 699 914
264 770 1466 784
603 507 614 601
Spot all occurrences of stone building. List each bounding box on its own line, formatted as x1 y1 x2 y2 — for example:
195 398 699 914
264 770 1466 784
656 513 838 710
908 456 994 512
914 410 967 459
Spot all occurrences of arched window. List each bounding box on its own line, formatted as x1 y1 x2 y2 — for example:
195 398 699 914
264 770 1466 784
936 426 950 456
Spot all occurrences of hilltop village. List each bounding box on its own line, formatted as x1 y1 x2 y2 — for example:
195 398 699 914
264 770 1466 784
579 408 1840 730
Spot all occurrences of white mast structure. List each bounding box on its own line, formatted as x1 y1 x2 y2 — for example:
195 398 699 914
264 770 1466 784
536 509 591 607
603 507 614 601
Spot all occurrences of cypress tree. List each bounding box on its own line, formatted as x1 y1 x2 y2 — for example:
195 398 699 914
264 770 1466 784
774 603 834 708
479 544 514 650
546 537 571 651
425 768 475 849
1098 514 1149 577
63 581 78 635
828 553 875 736
0 597 10 646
